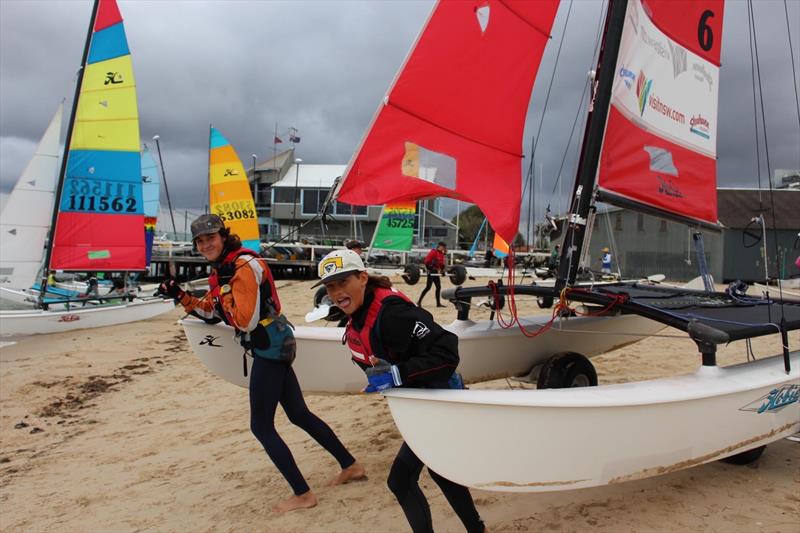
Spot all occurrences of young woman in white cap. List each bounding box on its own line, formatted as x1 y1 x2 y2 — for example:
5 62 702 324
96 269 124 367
160 214 364 513
315 248 486 533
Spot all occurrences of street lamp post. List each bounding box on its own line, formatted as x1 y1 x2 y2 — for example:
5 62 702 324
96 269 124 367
152 134 177 238
291 158 302 238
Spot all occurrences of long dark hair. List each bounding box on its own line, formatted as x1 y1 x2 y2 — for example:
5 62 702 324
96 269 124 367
220 227 242 253
366 274 392 291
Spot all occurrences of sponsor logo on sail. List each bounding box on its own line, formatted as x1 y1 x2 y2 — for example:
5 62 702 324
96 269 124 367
656 175 684 198
636 71 652 116
641 26 670 61
618 66 635 89
690 114 711 139
693 63 714 91
668 41 687 77
739 384 799 413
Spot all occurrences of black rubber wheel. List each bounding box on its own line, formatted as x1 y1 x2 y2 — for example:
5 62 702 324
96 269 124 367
313 286 345 323
537 296 554 309
537 353 598 389
448 265 467 286
489 292 505 310
402 264 421 285
721 445 766 465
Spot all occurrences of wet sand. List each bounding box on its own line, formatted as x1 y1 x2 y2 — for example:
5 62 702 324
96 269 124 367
1 276 798 532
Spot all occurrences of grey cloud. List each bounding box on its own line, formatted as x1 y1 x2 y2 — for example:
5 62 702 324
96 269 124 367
1 0 797 222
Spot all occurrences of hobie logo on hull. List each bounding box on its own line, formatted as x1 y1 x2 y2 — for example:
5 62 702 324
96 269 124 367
740 384 799 413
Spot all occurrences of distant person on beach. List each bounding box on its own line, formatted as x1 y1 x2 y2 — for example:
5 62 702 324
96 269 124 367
317 249 487 533
159 214 365 514
600 247 612 274
346 240 364 257
418 241 447 308
548 244 560 270
483 246 495 268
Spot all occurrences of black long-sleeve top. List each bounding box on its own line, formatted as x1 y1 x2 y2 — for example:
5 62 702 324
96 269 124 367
349 291 459 389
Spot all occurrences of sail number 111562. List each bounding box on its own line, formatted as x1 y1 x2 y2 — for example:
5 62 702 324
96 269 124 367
66 178 137 213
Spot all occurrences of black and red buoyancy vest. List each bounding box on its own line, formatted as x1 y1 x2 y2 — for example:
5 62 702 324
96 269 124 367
345 287 413 364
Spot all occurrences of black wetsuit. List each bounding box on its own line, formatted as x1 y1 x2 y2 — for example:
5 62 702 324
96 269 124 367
350 292 485 533
249 358 355 495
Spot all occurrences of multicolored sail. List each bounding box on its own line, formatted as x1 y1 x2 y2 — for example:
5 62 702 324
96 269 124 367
141 145 160 264
335 0 560 243
597 0 724 227
50 0 145 271
371 202 416 251
208 127 260 251
492 232 509 259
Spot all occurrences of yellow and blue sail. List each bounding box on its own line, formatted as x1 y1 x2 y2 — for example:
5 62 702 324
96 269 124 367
208 127 260 251
50 0 144 271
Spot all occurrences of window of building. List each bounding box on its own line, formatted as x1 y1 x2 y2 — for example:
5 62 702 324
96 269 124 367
273 188 297 204
426 227 449 237
637 213 644 232
302 189 327 215
334 201 367 216
659 219 667 233
614 213 623 231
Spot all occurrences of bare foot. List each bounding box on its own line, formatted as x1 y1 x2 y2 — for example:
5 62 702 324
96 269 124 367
327 462 367 486
271 491 317 514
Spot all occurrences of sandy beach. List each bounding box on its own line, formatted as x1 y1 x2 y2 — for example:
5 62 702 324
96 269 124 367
1 276 798 532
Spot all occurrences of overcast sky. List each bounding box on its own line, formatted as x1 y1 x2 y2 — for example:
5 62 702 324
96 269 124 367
1 0 798 227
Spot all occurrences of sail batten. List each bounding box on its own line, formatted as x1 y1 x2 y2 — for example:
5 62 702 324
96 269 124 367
337 0 560 243
50 0 145 271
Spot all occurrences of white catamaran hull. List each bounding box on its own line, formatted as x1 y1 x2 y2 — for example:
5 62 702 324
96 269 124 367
384 352 800 492
0 298 175 337
180 313 664 392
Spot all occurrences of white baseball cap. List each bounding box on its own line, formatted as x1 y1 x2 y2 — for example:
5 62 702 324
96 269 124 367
312 249 367 288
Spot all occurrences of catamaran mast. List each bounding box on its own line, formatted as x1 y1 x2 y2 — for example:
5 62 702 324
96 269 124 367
38 0 100 306
555 0 628 289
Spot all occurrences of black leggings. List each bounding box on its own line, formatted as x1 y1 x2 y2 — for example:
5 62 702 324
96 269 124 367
418 273 442 306
388 442 484 533
249 357 355 495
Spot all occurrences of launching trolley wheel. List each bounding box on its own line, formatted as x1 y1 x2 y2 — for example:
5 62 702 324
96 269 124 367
402 264 421 285
313 286 345 323
537 353 597 389
537 296 554 309
721 445 766 465
448 265 467 286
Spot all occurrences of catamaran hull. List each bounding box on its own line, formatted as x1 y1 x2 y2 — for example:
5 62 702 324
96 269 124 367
0 299 175 336
384 352 800 492
180 313 664 392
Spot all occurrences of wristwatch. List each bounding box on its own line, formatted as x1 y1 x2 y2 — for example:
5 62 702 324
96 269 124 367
220 284 232 295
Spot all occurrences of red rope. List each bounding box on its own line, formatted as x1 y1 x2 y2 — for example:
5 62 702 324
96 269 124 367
488 249 628 338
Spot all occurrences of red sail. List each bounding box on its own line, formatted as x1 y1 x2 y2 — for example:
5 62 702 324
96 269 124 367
336 0 560 243
597 0 724 228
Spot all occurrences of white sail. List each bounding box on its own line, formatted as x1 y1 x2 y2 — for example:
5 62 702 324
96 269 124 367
0 103 63 289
